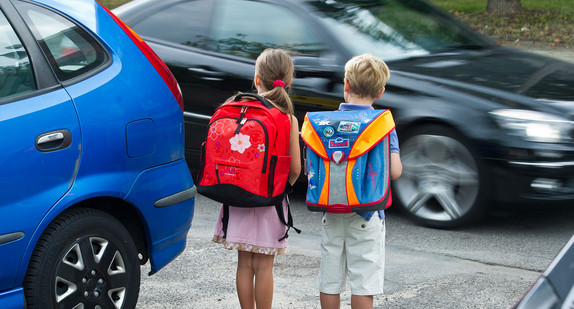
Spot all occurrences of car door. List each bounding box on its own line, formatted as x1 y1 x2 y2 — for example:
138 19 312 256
0 3 81 291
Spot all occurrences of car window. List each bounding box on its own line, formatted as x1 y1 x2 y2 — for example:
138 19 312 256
0 10 35 100
209 0 326 59
15 1 106 81
312 0 491 61
129 0 212 48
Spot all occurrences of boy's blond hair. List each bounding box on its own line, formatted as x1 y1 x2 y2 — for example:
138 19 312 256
344 53 390 99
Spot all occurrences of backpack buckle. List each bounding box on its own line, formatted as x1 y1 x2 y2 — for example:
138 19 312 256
332 151 344 164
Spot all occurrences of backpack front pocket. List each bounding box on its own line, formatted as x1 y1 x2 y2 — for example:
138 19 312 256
215 161 249 186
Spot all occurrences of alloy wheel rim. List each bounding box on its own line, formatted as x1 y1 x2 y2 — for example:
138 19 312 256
54 236 128 309
395 134 480 223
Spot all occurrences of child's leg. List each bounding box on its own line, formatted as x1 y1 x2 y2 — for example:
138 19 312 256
252 252 275 309
320 292 341 309
237 251 255 309
318 213 347 309
347 216 385 309
351 295 373 309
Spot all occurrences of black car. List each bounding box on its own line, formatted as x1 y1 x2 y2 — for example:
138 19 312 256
114 0 574 228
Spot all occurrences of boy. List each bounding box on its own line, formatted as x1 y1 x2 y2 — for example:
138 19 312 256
317 53 402 309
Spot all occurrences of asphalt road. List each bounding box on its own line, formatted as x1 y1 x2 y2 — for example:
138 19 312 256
136 183 573 309
136 46 574 308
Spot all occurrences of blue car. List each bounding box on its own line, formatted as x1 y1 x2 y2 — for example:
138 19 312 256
0 0 196 308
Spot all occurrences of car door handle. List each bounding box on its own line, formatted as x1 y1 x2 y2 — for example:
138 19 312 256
187 67 224 81
36 129 72 152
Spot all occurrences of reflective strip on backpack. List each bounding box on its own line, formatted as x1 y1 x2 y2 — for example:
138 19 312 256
318 158 330 205
346 159 359 205
349 110 395 159
301 114 328 160
328 160 348 205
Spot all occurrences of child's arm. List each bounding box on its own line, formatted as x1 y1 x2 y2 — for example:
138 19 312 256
390 152 402 180
389 129 402 180
288 116 301 185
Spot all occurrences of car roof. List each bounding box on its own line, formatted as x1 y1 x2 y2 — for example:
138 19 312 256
26 0 99 32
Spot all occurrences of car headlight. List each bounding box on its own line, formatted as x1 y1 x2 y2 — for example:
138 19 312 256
489 109 574 143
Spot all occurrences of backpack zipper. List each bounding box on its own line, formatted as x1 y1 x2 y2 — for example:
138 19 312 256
234 106 249 135
244 118 269 174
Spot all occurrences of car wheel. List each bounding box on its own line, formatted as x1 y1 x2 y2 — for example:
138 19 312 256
24 208 140 309
393 125 487 228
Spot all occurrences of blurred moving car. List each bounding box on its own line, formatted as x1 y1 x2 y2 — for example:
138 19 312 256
514 234 574 309
115 0 574 228
0 0 196 308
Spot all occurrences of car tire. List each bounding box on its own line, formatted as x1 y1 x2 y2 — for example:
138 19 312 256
392 125 488 228
24 208 141 309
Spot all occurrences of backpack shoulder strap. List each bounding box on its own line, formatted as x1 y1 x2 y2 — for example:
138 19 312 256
222 204 230 239
275 193 301 241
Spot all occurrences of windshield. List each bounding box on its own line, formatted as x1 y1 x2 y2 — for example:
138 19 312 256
309 0 491 61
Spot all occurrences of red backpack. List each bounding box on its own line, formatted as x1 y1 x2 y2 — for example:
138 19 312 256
197 93 299 239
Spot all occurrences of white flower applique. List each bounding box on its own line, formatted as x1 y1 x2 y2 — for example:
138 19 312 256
229 133 251 154
257 144 265 152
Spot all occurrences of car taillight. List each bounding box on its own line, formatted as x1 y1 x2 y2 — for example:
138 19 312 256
99 3 184 111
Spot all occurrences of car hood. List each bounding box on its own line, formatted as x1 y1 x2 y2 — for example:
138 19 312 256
388 47 574 115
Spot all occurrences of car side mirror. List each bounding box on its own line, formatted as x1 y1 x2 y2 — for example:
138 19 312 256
293 56 343 80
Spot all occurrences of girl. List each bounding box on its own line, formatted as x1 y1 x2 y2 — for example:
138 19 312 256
212 48 301 309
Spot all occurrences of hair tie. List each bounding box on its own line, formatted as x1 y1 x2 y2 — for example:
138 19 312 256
272 80 285 88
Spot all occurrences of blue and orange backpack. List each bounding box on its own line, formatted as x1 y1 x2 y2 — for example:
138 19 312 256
301 109 395 213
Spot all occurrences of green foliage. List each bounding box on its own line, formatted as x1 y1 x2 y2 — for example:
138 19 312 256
428 0 487 13
99 0 131 9
429 0 574 45
430 0 574 14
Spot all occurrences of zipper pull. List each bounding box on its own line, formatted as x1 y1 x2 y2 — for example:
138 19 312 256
235 106 248 134
236 106 248 124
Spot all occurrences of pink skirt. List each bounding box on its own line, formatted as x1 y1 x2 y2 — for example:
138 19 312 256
212 198 289 255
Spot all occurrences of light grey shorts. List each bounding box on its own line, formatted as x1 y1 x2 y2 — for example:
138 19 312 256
316 212 386 296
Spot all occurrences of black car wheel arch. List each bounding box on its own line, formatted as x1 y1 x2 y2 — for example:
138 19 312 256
24 208 141 309
393 124 489 228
